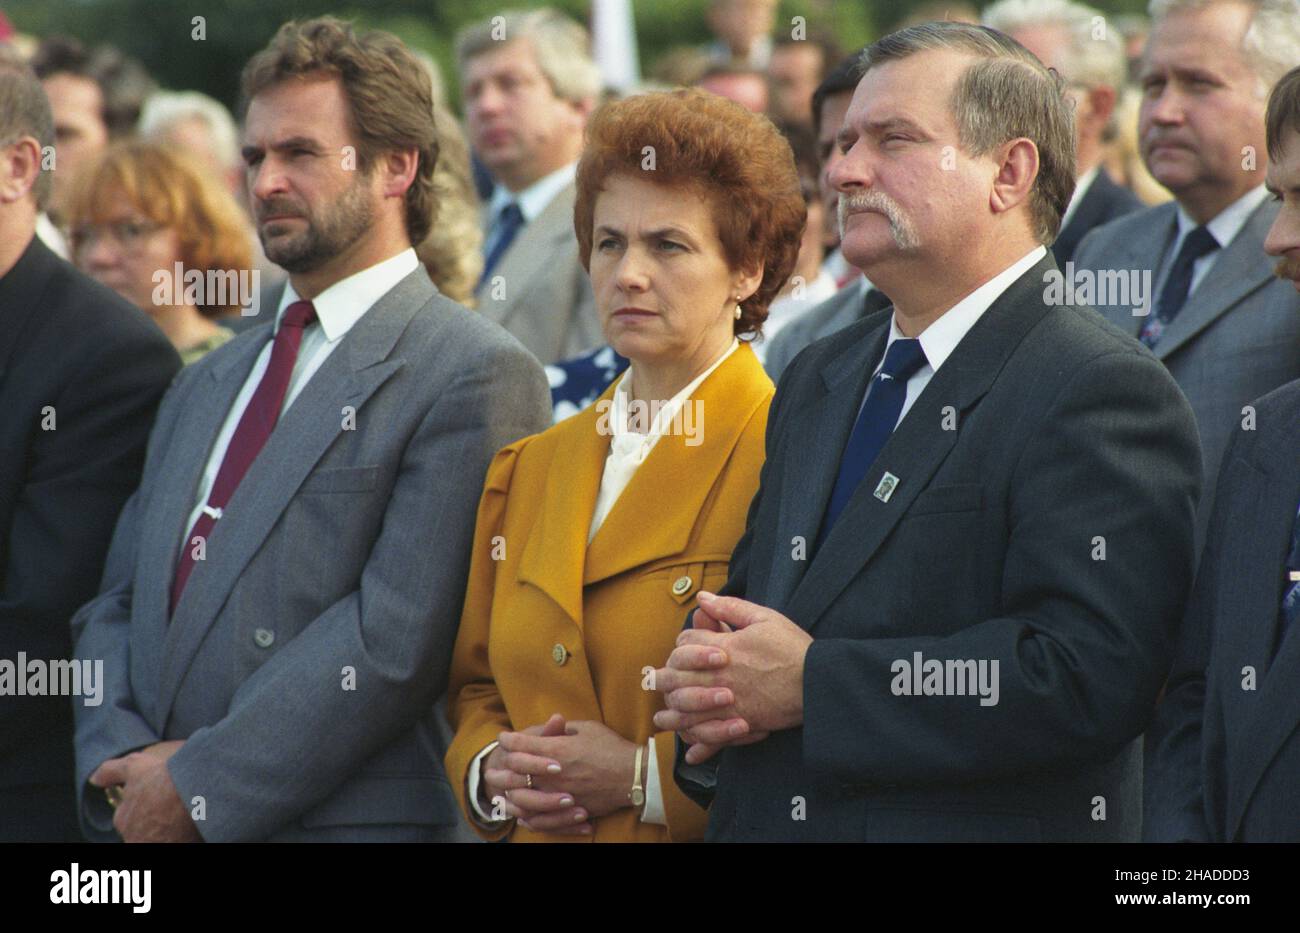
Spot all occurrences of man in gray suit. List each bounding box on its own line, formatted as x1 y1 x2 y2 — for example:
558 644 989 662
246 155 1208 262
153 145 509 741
1073 0 1300 547
982 0 1142 266
765 280 892 382
457 8 601 365
71 18 550 842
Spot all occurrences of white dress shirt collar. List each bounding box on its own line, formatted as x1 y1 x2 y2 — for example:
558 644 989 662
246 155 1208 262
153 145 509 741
608 338 739 453
1175 184 1268 250
488 162 577 225
882 245 1047 376
276 247 420 343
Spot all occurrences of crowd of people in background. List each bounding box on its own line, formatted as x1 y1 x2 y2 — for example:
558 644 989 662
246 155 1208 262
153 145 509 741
1 0 1299 844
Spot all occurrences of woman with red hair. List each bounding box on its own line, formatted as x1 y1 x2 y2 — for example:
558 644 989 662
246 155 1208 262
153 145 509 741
446 89 806 842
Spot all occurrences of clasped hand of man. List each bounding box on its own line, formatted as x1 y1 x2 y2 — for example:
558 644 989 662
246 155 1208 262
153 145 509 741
89 740 202 842
653 591 813 765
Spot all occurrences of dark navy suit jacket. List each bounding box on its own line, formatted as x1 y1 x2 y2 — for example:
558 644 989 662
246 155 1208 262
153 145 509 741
675 253 1203 841
1145 379 1300 842
1050 168 1142 268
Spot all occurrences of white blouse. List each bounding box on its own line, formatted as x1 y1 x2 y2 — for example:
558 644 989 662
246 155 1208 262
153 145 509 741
588 339 741 542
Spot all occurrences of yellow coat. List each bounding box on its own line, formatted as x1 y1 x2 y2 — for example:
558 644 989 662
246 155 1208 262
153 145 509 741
446 343 773 842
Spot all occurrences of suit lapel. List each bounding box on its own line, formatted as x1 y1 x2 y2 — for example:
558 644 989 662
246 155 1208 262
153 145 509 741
133 332 268 727
782 256 1059 632
1155 199 1279 361
584 343 773 583
474 182 577 329
1224 401 1300 839
516 402 608 629
157 270 433 719
1096 204 1177 338
768 321 886 610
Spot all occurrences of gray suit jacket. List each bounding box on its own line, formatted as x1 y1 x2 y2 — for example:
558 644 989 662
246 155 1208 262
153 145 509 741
71 268 551 842
763 283 892 382
1073 198 1300 548
473 180 600 365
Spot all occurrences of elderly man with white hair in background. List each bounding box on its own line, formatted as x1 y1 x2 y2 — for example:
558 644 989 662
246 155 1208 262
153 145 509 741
138 90 243 199
983 0 1143 264
457 7 601 364
1073 0 1300 552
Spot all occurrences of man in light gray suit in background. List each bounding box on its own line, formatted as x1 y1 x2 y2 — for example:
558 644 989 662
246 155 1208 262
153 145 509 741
71 18 550 842
1073 0 1300 548
458 8 601 365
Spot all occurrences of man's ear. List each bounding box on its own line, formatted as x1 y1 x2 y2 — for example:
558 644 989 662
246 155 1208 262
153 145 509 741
569 95 597 125
380 147 420 201
0 137 43 206
989 137 1039 219
1081 84 1118 135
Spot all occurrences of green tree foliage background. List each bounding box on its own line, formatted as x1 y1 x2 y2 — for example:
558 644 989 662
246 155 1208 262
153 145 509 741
0 0 1149 115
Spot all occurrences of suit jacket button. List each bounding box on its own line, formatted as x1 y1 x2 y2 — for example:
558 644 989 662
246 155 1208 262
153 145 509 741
672 575 693 596
552 643 569 665
253 628 275 648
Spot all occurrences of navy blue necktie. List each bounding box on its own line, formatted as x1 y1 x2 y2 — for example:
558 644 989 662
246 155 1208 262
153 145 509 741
1140 225 1218 348
818 338 927 545
479 201 524 289
1276 504 1300 657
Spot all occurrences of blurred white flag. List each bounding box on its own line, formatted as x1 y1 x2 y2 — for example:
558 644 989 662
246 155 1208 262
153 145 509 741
591 0 640 93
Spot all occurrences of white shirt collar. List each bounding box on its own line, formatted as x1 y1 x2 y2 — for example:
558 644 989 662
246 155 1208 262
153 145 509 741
881 245 1047 375
488 161 577 225
1059 165 1101 232
609 338 739 451
276 247 420 343
1175 184 1268 250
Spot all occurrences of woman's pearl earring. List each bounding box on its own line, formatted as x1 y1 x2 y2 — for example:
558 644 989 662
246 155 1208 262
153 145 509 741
734 296 743 320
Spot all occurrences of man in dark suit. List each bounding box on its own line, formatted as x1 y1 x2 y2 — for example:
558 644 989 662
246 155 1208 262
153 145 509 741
655 23 1201 842
763 53 895 381
0 50 178 841
1144 64 1300 843
1072 0 1300 551
983 0 1142 266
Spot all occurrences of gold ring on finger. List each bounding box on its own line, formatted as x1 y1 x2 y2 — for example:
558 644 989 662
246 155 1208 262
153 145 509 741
525 773 534 789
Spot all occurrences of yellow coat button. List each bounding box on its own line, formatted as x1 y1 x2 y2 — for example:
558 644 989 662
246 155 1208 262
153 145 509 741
672 575 693 596
552 643 569 665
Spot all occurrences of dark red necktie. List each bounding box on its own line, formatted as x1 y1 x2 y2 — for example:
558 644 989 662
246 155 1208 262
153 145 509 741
170 300 318 614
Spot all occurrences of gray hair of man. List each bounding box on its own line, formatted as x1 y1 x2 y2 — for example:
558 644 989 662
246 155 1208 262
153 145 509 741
455 7 602 103
858 21 1077 246
982 0 1126 91
1148 0 1300 97
0 45 55 210
137 90 241 172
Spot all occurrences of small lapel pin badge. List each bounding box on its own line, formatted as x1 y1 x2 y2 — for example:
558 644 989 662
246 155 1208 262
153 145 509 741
874 472 899 502
1290 570 1300 582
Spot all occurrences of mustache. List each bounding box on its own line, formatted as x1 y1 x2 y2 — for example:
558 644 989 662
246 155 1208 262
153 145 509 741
1143 132 1195 150
256 198 307 221
1274 255 1300 282
837 191 920 249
